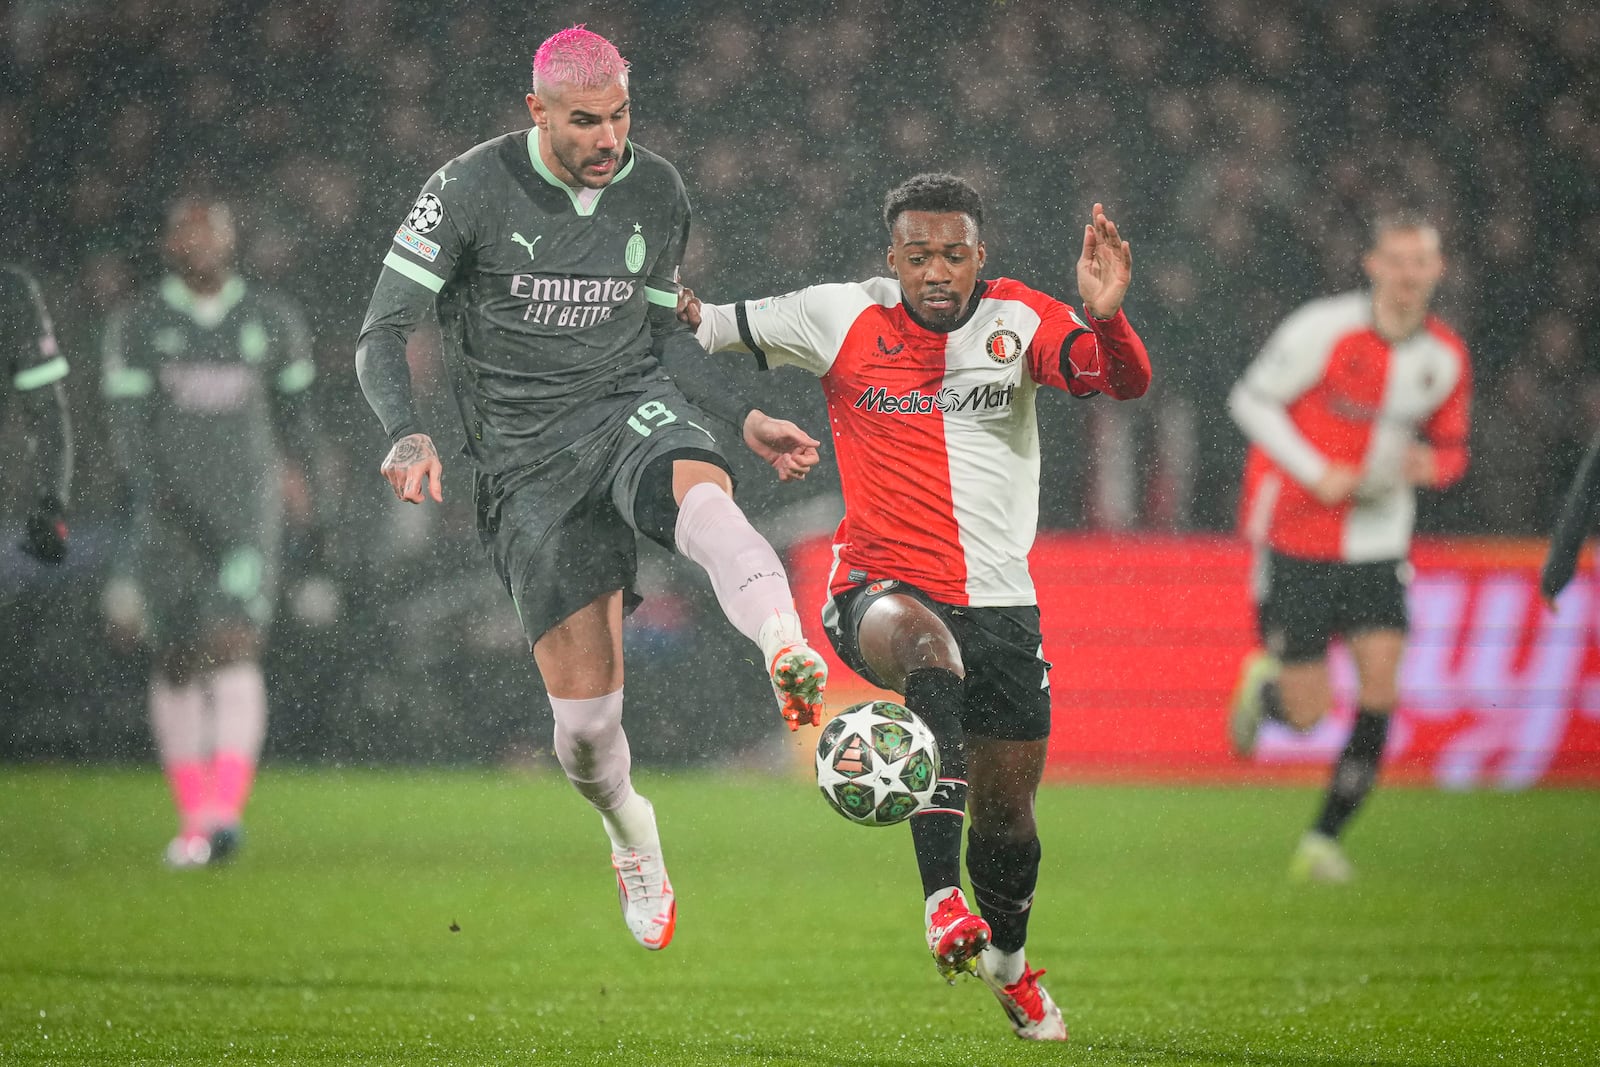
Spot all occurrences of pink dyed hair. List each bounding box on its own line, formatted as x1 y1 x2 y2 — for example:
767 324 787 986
531 25 629 94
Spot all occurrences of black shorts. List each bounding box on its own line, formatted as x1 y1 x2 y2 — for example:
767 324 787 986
821 579 1053 742
1256 550 1410 664
476 384 730 646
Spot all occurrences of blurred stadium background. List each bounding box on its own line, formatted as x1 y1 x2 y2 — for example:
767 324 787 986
3 0 1597 782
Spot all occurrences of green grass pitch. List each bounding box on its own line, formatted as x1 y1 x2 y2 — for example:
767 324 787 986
2 768 1597 1065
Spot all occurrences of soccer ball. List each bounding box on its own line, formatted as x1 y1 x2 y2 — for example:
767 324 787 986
815 701 941 827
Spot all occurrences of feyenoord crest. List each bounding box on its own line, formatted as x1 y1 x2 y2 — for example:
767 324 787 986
406 193 445 234
985 327 1023 365
625 223 647 273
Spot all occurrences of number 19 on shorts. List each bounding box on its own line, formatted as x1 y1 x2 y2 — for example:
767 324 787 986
628 400 678 437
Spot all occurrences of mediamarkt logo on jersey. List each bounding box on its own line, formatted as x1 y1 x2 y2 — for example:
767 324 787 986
854 382 1016 415
509 274 637 327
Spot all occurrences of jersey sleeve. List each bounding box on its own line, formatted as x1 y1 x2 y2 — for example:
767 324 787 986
696 284 869 377
3 269 72 505
2 268 67 394
1026 298 1151 400
100 305 155 505
1227 303 1337 488
265 294 318 474
1421 345 1471 488
642 173 690 311
357 168 471 443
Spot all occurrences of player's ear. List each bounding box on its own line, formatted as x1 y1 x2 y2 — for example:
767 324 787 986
526 93 544 127
886 246 898 277
976 240 986 271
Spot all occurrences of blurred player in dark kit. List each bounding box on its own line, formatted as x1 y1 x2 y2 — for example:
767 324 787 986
1 264 72 565
1541 428 1600 611
682 174 1151 1040
355 26 828 953
103 199 319 868
1228 215 1471 883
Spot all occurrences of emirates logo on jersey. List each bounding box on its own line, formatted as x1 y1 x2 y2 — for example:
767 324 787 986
985 328 1023 365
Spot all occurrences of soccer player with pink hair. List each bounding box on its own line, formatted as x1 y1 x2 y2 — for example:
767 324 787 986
355 26 828 952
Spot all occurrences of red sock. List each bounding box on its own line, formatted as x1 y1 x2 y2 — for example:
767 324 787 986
165 760 211 838
211 751 256 827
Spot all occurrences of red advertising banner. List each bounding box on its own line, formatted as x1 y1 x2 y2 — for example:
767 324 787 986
786 533 1600 789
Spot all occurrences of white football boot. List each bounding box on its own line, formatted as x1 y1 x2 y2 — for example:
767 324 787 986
164 833 212 870
759 613 828 730
1289 831 1355 885
976 948 1069 1041
607 797 676 950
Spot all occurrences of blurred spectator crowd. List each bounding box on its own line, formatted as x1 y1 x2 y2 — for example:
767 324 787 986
2 0 1596 760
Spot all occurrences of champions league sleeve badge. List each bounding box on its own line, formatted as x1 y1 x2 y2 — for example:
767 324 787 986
406 193 445 235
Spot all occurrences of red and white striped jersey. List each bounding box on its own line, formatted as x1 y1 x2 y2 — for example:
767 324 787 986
1230 291 1471 562
697 276 1150 605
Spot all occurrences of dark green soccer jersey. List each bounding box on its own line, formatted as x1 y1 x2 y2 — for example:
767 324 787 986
101 275 315 540
356 129 709 476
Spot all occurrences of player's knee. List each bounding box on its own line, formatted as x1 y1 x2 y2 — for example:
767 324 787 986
968 795 1036 842
1277 662 1332 730
632 449 734 551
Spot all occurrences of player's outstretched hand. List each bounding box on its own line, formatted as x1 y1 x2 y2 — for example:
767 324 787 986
744 409 821 482
18 494 67 564
1077 202 1132 320
382 433 444 504
676 287 703 330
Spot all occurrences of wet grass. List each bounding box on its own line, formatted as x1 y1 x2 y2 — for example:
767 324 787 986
1 768 1596 1065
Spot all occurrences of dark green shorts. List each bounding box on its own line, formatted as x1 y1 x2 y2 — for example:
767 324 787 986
131 498 281 645
476 385 729 646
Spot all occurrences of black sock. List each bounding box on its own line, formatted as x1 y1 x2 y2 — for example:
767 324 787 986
905 667 967 898
967 828 1041 953
1313 708 1392 839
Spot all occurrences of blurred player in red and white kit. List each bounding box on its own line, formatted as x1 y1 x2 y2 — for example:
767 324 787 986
1227 214 1470 884
681 174 1150 1041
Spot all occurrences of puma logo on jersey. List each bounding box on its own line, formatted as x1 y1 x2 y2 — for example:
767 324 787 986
511 232 542 259
876 336 905 357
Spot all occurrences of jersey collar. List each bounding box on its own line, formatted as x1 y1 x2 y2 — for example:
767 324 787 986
161 274 247 328
526 127 636 217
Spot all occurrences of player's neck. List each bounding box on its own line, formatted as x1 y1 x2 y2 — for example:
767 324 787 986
1370 297 1426 343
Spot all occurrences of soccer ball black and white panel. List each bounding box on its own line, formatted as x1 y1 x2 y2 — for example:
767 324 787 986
406 193 445 234
815 700 941 827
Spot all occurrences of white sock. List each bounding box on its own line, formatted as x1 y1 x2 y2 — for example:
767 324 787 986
982 943 1026 985
149 676 207 763
601 791 660 852
674 481 799 646
209 661 268 761
549 689 634 813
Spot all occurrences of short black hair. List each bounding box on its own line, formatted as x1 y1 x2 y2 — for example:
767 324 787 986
882 173 984 234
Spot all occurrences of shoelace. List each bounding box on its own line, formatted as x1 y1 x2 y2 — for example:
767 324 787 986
930 894 971 932
1005 966 1048 1021
612 850 662 903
